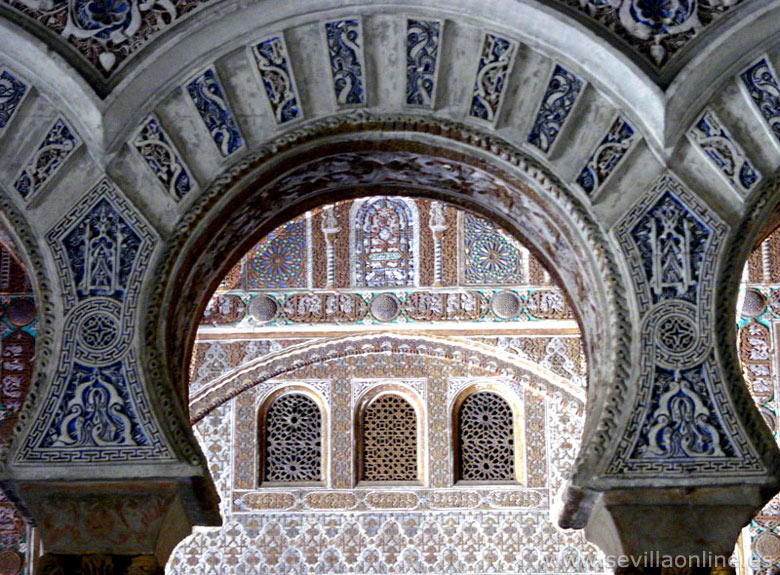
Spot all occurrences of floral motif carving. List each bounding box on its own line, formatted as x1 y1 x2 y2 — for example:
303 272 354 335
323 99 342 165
469 33 517 123
528 64 584 154
251 36 303 124
186 68 244 158
324 19 365 106
132 116 193 201
405 19 441 107
14 118 80 200
688 109 761 194
741 58 780 145
0 69 27 135
576 116 637 195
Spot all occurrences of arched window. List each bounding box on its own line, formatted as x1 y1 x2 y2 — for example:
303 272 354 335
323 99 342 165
360 393 419 482
351 197 419 287
260 392 323 484
456 391 515 481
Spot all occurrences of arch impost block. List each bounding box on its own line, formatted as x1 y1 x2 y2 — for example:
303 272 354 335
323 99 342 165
581 485 770 563
7 476 220 563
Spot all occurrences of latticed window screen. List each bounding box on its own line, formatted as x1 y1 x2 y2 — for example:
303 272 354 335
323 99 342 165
458 391 515 481
263 393 322 482
362 394 418 481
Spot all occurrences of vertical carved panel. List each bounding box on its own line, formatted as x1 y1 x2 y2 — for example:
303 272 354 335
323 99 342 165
186 67 244 158
405 19 441 108
351 198 419 288
324 19 366 107
132 116 194 201
251 36 303 124
527 64 584 154
576 117 637 195
468 33 517 123
14 118 80 200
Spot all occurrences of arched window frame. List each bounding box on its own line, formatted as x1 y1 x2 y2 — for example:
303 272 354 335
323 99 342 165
257 384 329 487
349 197 421 287
354 385 427 486
451 382 525 485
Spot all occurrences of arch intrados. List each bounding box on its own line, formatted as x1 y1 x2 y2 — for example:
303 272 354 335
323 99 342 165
165 132 621 390
157 121 626 501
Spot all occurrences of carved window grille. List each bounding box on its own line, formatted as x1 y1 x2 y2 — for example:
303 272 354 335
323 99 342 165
361 394 418 481
457 391 515 481
262 393 322 483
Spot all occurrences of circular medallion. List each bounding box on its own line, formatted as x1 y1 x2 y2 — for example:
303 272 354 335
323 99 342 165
5 298 35 327
742 288 767 318
249 295 279 323
0 550 22 575
644 300 707 369
756 531 780 563
77 310 120 353
370 294 400 322
656 314 697 355
490 291 521 319
70 298 129 365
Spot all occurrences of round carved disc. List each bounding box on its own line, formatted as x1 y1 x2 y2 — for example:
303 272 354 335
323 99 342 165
490 291 521 319
249 295 279 323
6 298 35 327
370 294 401 322
742 288 767 318
756 531 780 563
0 550 22 575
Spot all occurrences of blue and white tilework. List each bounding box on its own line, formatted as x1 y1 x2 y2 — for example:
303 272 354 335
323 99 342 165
688 109 761 194
527 64 584 154
133 116 193 201
469 33 517 123
741 58 780 145
0 68 27 134
324 19 366 107
576 117 637 195
405 19 441 108
251 36 303 124
186 67 244 158
14 117 80 200
19 180 172 463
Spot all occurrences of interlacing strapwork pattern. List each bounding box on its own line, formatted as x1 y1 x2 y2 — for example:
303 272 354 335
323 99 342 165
458 392 515 481
362 395 417 481
264 394 322 483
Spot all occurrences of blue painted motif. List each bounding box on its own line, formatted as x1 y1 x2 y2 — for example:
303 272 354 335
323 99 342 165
42 361 147 448
630 191 711 305
186 68 244 157
405 19 441 107
576 117 637 194
0 69 27 133
61 198 143 302
463 213 524 285
741 58 780 145
469 33 516 122
528 65 584 153
553 0 742 67
14 118 80 200
688 109 761 193
252 36 302 124
633 363 735 459
324 19 365 106
133 116 193 200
